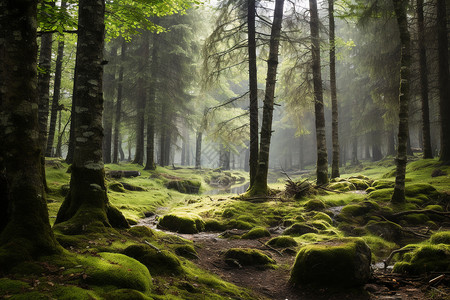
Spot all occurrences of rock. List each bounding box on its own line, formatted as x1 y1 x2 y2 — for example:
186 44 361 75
304 199 326 211
290 238 372 287
366 221 403 242
393 244 450 275
283 223 318 236
107 170 141 178
267 236 298 248
241 227 271 239
123 244 183 275
223 248 275 267
328 181 356 192
158 213 205 234
166 180 201 194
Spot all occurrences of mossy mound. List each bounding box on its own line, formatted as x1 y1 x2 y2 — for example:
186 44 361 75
227 220 254 230
312 212 333 224
393 244 450 275
0 278 30 294
109 182 126 193
166 180 201 194
123 244 183 275
158 213 205 234
222 208 238 218
224 248 275 267
241 227 271 239
127 226 155 238
430 231 450 244
267 236 298 248
173 244 198 259
371 180 395 190
204 219 227 231
283 223 318 236
348 178 370 190
81 252 152 292
309 220 331 230
290 238 371 287
328 181 356 192
338 201 380 220
304 199 326 211
104 289 153 300
365 220 403 242
399 213 430 226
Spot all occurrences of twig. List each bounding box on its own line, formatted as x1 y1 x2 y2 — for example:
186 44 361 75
383 247 416 270
257 239 283 256
144 240 161 253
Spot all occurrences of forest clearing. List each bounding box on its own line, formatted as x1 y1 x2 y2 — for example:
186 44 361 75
1 0 450 299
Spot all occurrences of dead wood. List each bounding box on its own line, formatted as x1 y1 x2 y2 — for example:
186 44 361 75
257 239 283 256
144 240 161 253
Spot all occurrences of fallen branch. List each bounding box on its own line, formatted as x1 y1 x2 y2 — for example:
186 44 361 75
144 240 161 253
257 239 283 256
383 247 416 270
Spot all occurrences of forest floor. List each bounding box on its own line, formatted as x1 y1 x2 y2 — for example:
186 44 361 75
1 156 450 299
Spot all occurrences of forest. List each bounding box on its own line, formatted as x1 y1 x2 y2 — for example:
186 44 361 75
0 0 449 299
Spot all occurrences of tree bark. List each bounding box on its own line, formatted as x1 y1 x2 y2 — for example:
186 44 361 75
329 0 340 179
351 135 359 165
436 0 450 163
145 34 158 170
391 0 411 203
195 130 203 169
0 0 60 265
248 0 259 188
54 0 128 230
133 51 147 165
102 44 117 164
113 39 126 164
46 1 67 157
247 0 285 195
310 0 329 185
416 0 433 159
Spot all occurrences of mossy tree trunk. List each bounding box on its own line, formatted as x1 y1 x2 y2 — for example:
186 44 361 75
391 0 411 203
329 0 340 179
416 0 433 159
55 0 128 231
0 0 61 265
247 0 285 196
113 39 126 164
195 130 202 169
133 56 147 166
46 1 67 157
436 0 450 164
310 0 329 185
145 33 157 171
248 0 259 188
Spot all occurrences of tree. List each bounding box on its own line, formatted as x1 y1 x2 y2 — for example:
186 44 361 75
310 0 329 185
391 0 411 203
113 39 126 164
329 0 340 178
0 0 60 267
436 0 450 163
55 0 128 231
247 0 285 195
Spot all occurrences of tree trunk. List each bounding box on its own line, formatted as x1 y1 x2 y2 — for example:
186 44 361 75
54 0 128 230
38 35 53 154
299 136 304 170
436 0 450 163
65 54 78 164
391 0 411 203
55 110 63 157
386 129 396 156
0 0 60 266
247 0 285 196
145 34 158 171
351 136 359 165
195 130 202 169
310 0 329 185
46 1 67 157
102 44 117 164
329 0 340 179
248 0 259 188
113 39 126 164
416 0 433 159
372 132 383 161
133 78 146 165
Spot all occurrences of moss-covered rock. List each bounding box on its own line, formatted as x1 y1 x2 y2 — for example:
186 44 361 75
267 236 298 248
393 244 450 275
224 248 275 267
104 289 153 300
399 213 430 226
371 180 395 190
290 239 371 287
173 244 198 259
81 252 152 292
430 231 450 244
283 223 318 236
348 178 370 190
312 212 333 224
365 220 403 242
127 226 155 238
339 201 380 220
304 199 326 211
328 181 356 192
109 182 126 193
241 227 271 239
166 180 201 194
204 219 227 231
158 213 205 234
222 208 238 218
227 220 254 230
123 244 183 275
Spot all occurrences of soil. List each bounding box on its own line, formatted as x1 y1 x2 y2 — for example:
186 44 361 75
139 217 450 300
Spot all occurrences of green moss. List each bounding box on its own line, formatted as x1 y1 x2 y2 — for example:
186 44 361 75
241 227 271 239
425 205 444 212
283 223 318 236
224 248 275 267
267 236 298 248
109 182 126 193
348 178 370 190
400 213 429 225
361 235 397 261
367 188 393 202
0 278 30 294
365 221 403 242
104 289 153 300
127 226 155 238
123 244 183 275
328 181 356 192
80 252 152 292
173 244 198 259
430 231 450 244
393 244 450 275
290 238 371 287
51 285 100 300
371 180 395 190
227 220 254 230
312 212 333 224
158 213 205 234
304 199 326 211
309 220 331 230
365 187 376 193
340 201 380 218
222 208 238 218
204 219 227 231
166 180 201 194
